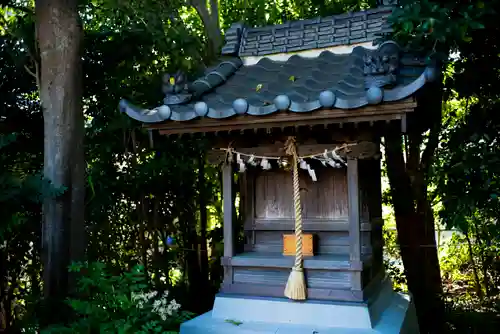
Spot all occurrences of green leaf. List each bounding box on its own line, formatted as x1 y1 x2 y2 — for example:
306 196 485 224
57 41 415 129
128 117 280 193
402 21 414 33
225 319 243 326
469 21 485 29
422 21 430 32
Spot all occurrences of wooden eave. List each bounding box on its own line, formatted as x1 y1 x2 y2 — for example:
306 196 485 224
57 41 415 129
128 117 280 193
145 97 417 136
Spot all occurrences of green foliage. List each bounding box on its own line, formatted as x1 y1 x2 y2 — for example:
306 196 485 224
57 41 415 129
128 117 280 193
219 0 375 28
436 93 499 236
440 233 500 333
41 262 193 334
0 29 45 330
440 234 476 295
389 0 488 58
0 133 66 241
382 227 407 292
430 1 500 316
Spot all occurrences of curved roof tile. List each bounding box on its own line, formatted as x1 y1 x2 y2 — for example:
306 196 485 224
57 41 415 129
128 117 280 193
120 42 437 124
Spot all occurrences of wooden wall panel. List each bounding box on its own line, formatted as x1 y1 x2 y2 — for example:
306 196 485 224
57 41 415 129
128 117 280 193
358 159 383 222
254 168 348 219
360 231 372 255
359 186 371 223
233 268 352 290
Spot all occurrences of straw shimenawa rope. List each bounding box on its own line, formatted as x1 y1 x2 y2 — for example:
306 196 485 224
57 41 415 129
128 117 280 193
284 136 307 301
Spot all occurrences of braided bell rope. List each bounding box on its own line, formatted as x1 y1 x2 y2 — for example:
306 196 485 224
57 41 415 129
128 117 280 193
284 136 307 300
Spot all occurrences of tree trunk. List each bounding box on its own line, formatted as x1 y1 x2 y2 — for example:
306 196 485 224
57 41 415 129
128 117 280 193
385 131 444 333
190 0 223 63
36 0 85 324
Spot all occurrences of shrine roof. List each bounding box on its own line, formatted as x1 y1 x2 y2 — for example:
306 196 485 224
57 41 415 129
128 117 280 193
119 3 439 128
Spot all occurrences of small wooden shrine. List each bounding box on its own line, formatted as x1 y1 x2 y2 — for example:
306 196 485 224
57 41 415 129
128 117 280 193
120 1 437 332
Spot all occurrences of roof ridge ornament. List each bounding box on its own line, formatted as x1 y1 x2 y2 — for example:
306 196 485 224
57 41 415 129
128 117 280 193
162 71 192 105
364 41 401 89
221 22 246 56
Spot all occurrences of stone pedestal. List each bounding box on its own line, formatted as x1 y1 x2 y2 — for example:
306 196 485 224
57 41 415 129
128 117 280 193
180 280 419 334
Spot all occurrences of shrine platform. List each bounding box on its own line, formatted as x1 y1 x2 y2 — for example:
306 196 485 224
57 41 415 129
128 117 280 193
180 280 419 334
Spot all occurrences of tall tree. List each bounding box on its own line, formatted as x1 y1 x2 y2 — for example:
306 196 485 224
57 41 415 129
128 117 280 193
385 103 444 332
35 0 85 321
386 1 489 331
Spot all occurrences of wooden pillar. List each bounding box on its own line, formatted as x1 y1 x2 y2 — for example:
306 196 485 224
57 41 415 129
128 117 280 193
222 162 235 285
347 158 362 291
242 171 256 252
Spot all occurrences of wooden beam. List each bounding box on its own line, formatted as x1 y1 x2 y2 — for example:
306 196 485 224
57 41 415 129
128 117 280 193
348 158 362 291
205 128 378 151
401 114 407 133
222 162 235 286
151 99 417 135
207 141 381 164
243 171 256 248
222 254 364 271
244 217 373 232
243 243 375 255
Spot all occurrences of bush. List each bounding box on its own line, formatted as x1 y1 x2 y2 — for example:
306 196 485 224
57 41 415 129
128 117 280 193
40 262 193 334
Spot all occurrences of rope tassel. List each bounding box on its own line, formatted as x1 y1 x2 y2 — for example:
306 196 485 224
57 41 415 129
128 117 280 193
284 136 307 301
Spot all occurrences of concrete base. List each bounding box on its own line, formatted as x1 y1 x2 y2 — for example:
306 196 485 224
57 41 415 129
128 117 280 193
180 284 419 334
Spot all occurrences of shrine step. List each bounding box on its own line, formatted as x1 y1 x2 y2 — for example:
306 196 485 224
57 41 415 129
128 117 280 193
180 286 419 334
220 282 363 302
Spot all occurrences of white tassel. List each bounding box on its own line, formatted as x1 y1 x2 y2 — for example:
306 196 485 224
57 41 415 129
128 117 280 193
307 165 317 182
299 159 308 170
323 149 330 160
261 158 271 170
236 153 246 173
248 155 258 166
236 153 247 173
331 149 345 165
326 159 337 168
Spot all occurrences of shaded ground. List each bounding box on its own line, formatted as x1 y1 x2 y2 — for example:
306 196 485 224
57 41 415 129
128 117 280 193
444 303 500 333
